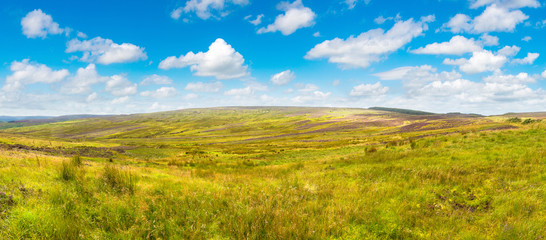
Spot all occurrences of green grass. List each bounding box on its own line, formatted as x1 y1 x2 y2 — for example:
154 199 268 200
0 107 544 239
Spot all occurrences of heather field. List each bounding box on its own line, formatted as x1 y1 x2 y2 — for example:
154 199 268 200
0 107 545 239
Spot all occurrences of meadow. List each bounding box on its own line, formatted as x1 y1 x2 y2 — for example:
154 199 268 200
0 107 544 239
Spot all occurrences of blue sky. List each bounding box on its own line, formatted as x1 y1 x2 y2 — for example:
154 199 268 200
0 0 545 115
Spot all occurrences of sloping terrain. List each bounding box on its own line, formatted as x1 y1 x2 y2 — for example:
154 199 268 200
0 107 544 239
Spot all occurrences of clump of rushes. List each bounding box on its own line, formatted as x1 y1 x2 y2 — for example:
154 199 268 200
59 160 78 181
101 165 137 194
59 155 84 181
71 155 82 166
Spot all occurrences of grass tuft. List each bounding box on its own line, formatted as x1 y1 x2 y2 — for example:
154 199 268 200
101 165 137 194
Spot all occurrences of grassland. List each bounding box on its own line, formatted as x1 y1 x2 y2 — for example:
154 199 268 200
0 107 544 239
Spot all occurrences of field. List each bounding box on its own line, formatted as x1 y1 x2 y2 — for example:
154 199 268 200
0 107 544 239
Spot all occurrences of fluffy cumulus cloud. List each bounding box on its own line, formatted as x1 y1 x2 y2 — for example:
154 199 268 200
374 65 544 108
483 72 536 84
61 64 108 94
140 87 178 98
469 0 540 9
140 75 173 85
412 36 483 55
305 16 435 69
270 70 295 85
159 38 248 79
542 70 546 79
444 5 528 33
258 0 316 35
2 59 69 92
171 0 249 20
349 82 389 97
66 37 148 64
375 65 462 95
443 49 513 74
512 52 539 64
21 9 67 38
105 75 138 96
184 81 224 92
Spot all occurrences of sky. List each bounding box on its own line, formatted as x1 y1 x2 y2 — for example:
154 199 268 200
0 0 545 116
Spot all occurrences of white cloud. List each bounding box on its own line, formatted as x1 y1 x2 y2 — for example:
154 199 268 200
512 52 539 64
291 91 331 103
469 0 540 9
171 8 183 20
270 70 295 85
185 81 223 92
542 70 546 79
105 75 138 96
183 93 198 100
345 0 371 9
86 92 98 102
374 65 462 96
224 86 253 96
374 16 393 24
258 0 316 35
112 96 130 104
305 16 434 69
444 14 473 33
374 65 544 109
21 9 66 38
350 82 389 97
411 36 483 55
479 34 499 46
159 38 248 79
313 32 321 37
444 5 528 33
140 87 178 98
521 36 532 42
483 72 536 84
497 45 520 57
171 0 249 20
140 74 173 85
247 14 264 25
296 83 320 92
224 83 267 96
66 37 148 65
2 59 69 92
332 80 340 86
61 64 108 94
77 32 88 39
444 50 507 74
443 47 519 74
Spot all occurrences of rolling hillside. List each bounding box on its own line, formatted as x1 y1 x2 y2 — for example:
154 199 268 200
0 107 544 239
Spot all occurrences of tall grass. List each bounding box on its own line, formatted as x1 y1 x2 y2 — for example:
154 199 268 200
101 165 137 194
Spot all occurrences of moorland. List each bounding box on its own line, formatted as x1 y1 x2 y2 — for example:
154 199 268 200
0 107 544 239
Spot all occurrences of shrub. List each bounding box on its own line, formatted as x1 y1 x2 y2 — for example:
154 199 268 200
101 165 137 194
522 118 541 125
507 117 521 123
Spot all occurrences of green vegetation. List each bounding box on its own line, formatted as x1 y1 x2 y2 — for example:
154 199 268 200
369 107 436 115
0 107 544 239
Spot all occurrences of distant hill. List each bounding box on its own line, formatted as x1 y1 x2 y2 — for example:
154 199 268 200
0 114 110 130
0 116 52 122
369 107 435 115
